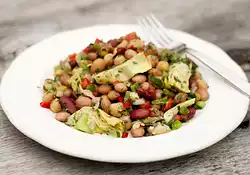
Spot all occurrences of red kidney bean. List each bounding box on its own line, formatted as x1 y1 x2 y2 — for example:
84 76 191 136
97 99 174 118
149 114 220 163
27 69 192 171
116 47 126 55
69 59 77 68
136 88 156 101
108 39 119 47
188 107 196 118
60 96 77 114
130 109 150 119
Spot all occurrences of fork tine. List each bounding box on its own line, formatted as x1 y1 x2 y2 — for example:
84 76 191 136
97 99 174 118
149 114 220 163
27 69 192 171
136 17 157 45
137 17 165 48
140 16 168 47
148 13 173 43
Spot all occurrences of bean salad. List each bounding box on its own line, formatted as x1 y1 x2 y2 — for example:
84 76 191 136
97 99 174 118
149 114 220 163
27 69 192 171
41 32 209 138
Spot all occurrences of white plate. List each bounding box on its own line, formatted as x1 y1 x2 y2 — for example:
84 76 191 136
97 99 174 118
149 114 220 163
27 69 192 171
0 25 249 163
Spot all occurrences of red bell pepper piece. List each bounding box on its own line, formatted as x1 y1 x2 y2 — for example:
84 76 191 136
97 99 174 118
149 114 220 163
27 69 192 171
118 96 124 102
122 132 128 138
81 78 90 88
165 98 173 111
69 53 76 61
140 101 151 109
123 100 132 109
83 47 89 53
95 38 102 43
40 102 50 109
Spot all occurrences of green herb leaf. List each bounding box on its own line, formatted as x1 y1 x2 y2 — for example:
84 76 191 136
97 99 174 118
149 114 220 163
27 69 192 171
131 83 140 92
86 84 97 92
148 75 164 88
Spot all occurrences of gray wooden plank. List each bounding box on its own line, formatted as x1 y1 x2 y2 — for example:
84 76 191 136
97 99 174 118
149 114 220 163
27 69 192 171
1 0 250 174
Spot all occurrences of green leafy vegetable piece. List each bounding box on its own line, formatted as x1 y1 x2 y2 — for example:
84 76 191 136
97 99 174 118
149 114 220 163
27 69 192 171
86 84 96 92
149 75 164 88
152 97 168 105
76 52 88 61
162 89 175 97
131 83 140 92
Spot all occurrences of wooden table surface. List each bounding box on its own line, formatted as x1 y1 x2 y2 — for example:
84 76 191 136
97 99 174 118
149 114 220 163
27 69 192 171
1 0 250 174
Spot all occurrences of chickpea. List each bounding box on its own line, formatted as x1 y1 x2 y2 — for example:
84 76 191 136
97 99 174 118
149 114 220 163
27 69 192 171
197 79 208 89
75 96 92 109
91 58 106 73
124 49 137 59
141 82 150 90
98 84 112 94
132 74 147 84
155 89 162 99
196 88 209 101
55 112 70 122
114 55 126 66
117 40 128 48
147 126 154 136
55 69 64 76
63 89 72 97
103 53 114 67
114 83 128 93
50 99 62 113
42 93 54 103
148 68 162 76
174 93 188 104
194 72 201 80
108 90 120 100
131 127 145 137
128 39 144 49
60 73 70 86
100 95 111 113
110 102 124 117
147 55 159 68
87 52 97 60
121 117 132 130
156 61 169 71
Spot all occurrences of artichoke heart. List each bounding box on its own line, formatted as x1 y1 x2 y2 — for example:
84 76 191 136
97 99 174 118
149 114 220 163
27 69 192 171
94 53 152 84
166 62 192 93
66 107 125 137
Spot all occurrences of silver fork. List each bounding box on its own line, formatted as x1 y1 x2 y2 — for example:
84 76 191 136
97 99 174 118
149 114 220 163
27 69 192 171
137 14 250 98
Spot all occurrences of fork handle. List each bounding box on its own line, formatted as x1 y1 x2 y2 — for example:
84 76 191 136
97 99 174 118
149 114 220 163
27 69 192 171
186 48 250 98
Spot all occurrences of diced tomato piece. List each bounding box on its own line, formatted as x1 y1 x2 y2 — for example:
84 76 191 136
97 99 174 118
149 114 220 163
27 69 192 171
129 45 134 49
83 47 89 53
165 98 173 111
125 32 137 41
140 101 151 109
95 38 102 43
69 53 76 61
81 78 90 88
122 132 128 138
123 100 132 109
118 96 124 102
40 102 50 109
113 80 119 86
174 115 182 121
